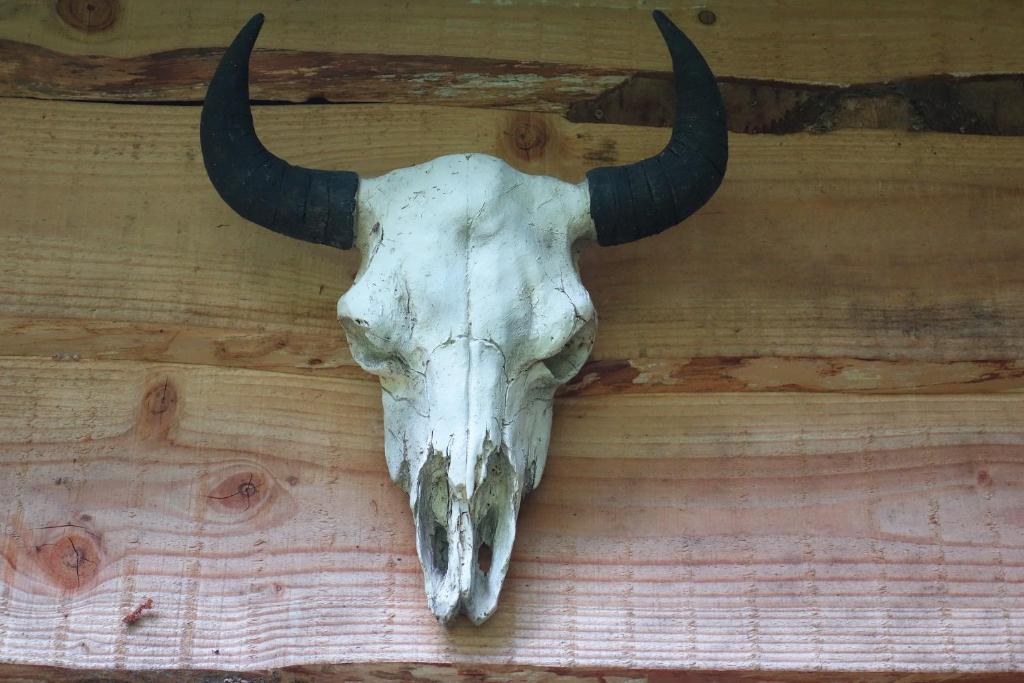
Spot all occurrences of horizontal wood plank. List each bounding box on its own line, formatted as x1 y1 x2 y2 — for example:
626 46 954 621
1 0 1022 86
0 37 629 113
1 98 1023 388
7 39 1022 137
2 664 1023 683
1 358 1022 672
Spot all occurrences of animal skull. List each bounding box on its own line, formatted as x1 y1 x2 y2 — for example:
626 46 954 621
201 11 726 624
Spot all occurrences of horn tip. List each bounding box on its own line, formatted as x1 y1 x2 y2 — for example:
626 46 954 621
651 9 684 39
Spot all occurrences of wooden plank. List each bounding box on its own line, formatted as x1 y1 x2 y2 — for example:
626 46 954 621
0 37 629 113
2 665 1022 683
1 98 1023 388
1 357 1022 672
2 664 1023 683
6 37 1022 137
1 0 1022 86
2 2 1022 136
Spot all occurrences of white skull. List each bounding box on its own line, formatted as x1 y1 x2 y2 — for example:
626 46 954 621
337 154 596 622
200 11 726 623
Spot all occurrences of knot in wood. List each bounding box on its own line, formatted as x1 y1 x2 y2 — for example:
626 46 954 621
507 117 549 161
239 480 258 499
34 532 102 591
138 378 179 441
208 471 266 513
143 380 177 415
56 0 120 33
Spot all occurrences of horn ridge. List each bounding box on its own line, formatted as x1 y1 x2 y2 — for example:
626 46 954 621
585 9 728 246
200 14 358 249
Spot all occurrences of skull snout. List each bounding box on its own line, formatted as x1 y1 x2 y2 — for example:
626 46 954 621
414 455 469 623
414 447 518 624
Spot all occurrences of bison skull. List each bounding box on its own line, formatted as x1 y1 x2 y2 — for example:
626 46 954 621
201 11 726 624
340 155 596 622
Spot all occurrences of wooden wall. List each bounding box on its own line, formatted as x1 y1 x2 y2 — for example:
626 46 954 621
1 1 1023 679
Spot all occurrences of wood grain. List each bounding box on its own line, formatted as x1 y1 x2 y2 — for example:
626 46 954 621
0 37 630 113
1 358 1022 673
1 0 1022 85
6 38 1022 137
2 664 1023 683
1 1 1023 676
3 666 1024 683
1 98 1023 390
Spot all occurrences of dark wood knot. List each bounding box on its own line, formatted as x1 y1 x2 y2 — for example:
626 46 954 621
506 116 549 161
56 0 120 33
208 471 267 513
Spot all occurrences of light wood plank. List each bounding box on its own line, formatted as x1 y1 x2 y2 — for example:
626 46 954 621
1 0 1022 85
1 664 1023 683
1 99 1023 385
1 358 1022 672
2 663 1021 683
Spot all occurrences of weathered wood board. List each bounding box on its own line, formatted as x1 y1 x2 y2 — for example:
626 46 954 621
4 0 1023 84
3 100 1024 374
0 0 1023 680
2 359 1023 675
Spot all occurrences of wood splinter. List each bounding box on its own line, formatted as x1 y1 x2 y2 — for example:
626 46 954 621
122 597 154 625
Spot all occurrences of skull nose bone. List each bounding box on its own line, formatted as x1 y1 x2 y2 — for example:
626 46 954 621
414 338 510 622
417 450 516 625
425 338 506 500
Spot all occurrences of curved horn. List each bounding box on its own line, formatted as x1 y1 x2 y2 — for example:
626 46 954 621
200 14 358 249
585 10 727 246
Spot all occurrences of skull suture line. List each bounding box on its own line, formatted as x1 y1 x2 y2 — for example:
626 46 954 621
201 11 727 624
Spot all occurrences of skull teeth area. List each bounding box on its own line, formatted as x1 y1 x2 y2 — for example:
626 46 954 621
414 447 518 624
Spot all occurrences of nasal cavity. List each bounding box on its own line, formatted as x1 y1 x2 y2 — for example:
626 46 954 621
431 520 449 574
477 539 493 574
418 452 452 580
471 464 507 580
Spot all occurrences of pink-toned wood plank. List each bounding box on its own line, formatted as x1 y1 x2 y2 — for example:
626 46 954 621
1 359 1021 673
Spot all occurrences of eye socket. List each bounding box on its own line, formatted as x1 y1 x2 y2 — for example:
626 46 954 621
541 318 596 383
340 317 401 376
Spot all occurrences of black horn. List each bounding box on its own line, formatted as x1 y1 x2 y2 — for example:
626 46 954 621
585 10 727 246
200 14 358 249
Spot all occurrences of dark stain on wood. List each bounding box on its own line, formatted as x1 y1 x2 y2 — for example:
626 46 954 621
4 37 1020 136
846 301 1012 346
0 39 626 113
561 359 639 396
568 73 1024 136
504 113 549 161
582 138 618 163
213 333 291 361
558 356 1024 396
